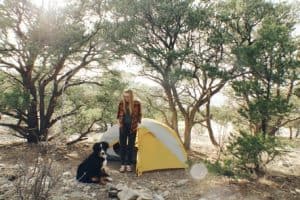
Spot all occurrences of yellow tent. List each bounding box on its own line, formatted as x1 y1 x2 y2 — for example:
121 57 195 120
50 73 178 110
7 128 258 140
100 118 188 176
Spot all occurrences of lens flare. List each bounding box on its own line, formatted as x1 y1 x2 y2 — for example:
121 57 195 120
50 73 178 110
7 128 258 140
190 162 208 180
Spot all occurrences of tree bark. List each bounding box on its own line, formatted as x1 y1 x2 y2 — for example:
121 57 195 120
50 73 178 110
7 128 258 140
163 84 179 137
206 95 219 146
289 126 293 140
183 118 192 150
296 128 300 138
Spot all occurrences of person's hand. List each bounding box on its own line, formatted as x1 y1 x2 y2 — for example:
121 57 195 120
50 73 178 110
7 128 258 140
136 123 141 130
117 120 122 127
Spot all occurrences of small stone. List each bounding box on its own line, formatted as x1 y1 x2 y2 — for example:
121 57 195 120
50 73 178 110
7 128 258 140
83 185 90 191
137 185 143 189
291 190 296 194
108 188 119 198
62 171 72 177
176 179 189 187
295 188 300 194
106 182 116 190
282 162 290 167
161 190 170 197
131 182 138 186
65 151 79 159
137 191 152 200
117 188 139 200
153 194 165 200
116 183 125 191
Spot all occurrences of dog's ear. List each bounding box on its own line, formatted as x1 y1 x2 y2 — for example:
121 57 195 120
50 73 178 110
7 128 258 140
93 143 100 153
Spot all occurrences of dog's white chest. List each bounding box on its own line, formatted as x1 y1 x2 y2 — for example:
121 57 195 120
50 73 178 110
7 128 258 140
103 159 107 168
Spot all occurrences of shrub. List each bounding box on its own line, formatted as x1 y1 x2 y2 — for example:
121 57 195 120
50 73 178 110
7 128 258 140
226 131 282 178
204 159 235 177
13 145 61 200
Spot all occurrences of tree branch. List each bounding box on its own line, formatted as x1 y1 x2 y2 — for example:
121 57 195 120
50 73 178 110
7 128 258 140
66 119 102 145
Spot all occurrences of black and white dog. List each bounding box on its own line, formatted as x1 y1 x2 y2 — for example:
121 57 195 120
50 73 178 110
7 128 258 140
76 142 112 184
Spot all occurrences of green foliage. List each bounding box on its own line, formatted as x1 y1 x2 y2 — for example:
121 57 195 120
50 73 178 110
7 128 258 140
61 71 128 135
210 105 233 123
0 86 30 111
0 0 114 142
295 88 300 98
0 73 29 112
226 0 300 135
226 131 282 177
134 85 171 121
204 159 235 177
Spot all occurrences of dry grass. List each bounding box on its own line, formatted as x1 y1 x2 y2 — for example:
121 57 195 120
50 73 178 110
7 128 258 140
12 144 62 200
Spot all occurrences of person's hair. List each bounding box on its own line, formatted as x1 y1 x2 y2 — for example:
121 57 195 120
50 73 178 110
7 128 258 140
122 89 134 114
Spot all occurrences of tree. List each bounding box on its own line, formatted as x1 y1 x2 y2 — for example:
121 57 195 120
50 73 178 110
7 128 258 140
64 71 128 145
221 0 300 136
0 0 113 143
134 85 170 123
104 0 235 149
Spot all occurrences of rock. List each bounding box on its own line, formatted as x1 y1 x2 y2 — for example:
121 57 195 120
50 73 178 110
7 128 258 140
176 179 189 187
66 191 91 199
61 186 71 191
106 182 115 189
161 190 170 198
295 188 300 194
116 183 126 191
117 187 139 200
83 185 91 191
62 171 72 177
65 151 79 159
153 194 165 200
136 185 143 189
250 173 258 180
131 182 138 186
152 185 160 191
108 188 119 198
282 162 290 167
291 190 296 195
136 191 152 200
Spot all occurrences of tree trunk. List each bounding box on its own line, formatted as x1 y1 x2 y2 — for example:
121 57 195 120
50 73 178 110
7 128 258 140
296 128 300 138
289 126 293 140
164 85 180 138
27 132 40 143
183 118 192 150
206 102 219 146
261 118 268 137
27 100 40 143
171 109 179 135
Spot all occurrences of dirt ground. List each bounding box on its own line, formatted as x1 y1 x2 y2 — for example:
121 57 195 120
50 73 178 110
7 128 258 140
0 140 299 200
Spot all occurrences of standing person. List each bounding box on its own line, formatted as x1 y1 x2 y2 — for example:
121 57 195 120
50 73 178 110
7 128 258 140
117 89 142 172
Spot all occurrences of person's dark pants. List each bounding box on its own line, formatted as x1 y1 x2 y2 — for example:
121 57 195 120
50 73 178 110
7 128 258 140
119 123 137 165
